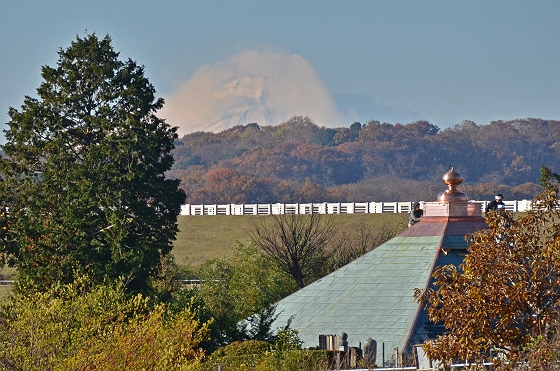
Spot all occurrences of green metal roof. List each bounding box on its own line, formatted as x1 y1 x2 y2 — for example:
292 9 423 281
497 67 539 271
272 236 441 355
270 213 488 365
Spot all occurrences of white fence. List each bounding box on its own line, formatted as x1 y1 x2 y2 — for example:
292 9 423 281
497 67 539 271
180 200 533 216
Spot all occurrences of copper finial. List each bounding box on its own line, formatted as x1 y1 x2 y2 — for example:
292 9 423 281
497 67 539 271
438 167 468 202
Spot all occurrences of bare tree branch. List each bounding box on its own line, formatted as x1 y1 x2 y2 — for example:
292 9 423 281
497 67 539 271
249 213 338 289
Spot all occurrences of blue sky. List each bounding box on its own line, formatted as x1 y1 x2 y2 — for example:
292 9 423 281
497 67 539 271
1 1 559 137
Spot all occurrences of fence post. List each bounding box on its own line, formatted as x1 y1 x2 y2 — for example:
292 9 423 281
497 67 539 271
179 200 533 216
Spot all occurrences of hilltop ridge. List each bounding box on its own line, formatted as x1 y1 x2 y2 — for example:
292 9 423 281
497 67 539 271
168 116 558 204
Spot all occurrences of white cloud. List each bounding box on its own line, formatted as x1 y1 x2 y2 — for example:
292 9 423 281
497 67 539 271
160 50 344 137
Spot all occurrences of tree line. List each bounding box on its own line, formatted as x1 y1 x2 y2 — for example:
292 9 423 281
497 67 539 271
169 117 560 204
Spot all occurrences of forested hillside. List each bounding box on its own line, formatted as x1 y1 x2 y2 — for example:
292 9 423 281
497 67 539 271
168 116 559 203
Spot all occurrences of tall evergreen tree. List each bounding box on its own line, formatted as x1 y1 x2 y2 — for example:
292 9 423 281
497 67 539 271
0 34 185 293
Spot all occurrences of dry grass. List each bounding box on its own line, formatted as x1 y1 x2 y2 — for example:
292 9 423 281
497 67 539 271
0 267 16 300
0 286 11 300
173 215 263 266
172 213 408 267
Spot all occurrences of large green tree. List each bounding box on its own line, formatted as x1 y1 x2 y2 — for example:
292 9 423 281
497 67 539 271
0 34 185 293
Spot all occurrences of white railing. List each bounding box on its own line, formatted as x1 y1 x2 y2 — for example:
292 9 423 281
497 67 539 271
180 200 533 216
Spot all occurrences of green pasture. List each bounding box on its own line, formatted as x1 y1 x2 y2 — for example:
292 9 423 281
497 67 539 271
173 213 409 267
0 212 410 299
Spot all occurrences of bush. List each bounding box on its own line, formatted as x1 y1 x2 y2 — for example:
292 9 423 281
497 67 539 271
254 350 333 371
201 340 271 371
202 329 334 371
275 350 333 371
204 348 333 371
0 278 210 370
214 340 272 357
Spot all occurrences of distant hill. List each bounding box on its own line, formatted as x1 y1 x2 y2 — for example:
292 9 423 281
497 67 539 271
168 116 559 203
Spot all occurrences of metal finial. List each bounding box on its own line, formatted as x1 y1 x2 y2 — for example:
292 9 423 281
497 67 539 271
438 167 468 202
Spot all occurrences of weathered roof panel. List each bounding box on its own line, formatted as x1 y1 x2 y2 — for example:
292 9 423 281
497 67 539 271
272 236 442 357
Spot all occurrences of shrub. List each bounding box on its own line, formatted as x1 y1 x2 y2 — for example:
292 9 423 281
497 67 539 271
0 278 210 370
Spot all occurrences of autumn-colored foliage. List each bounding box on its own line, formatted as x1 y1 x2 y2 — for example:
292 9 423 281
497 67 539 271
415 167 560 369
171 118 560 203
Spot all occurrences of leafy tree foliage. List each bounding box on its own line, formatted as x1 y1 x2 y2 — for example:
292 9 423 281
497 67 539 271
0 278 209 370
201 329 334 371
0 34 185 293
414 167 560 369
313 127 337 146
249 213 340 289
517 321 560 370
187 243 296 350
188 167 274 204
203 340 272 371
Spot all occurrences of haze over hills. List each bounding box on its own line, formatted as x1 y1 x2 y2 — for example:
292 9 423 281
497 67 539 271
160 51 422 136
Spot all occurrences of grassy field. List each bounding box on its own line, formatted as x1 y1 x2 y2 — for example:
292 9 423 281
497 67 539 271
173 213 409 267
0 267 16 300
0 286 11 300
173 215 262 266
0 212 410 298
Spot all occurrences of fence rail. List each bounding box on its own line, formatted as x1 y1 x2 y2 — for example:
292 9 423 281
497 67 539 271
181 200 533 216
